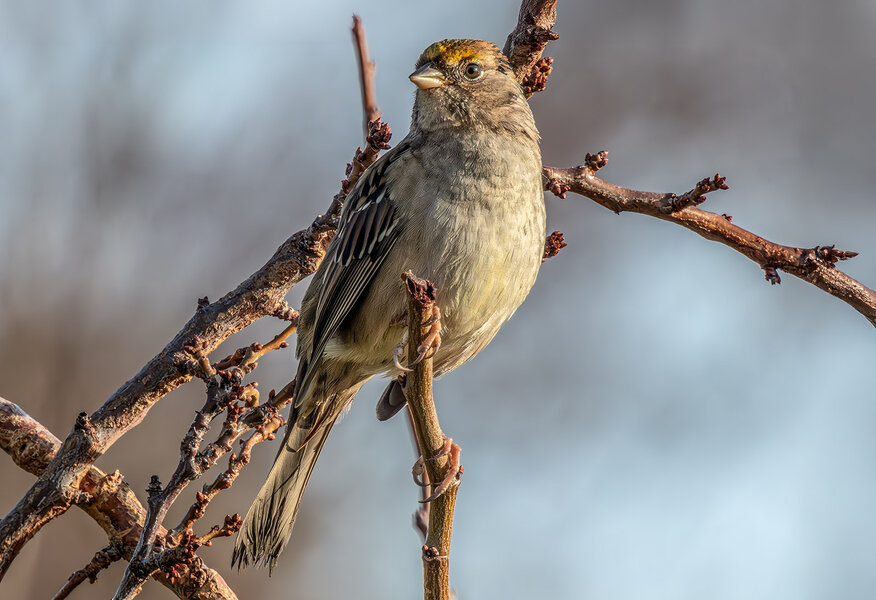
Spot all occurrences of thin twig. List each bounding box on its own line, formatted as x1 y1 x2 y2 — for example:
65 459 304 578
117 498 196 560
114 329 291 600
171 405 285 540
213 319 298 372
352 15 380 134
53 545 122 600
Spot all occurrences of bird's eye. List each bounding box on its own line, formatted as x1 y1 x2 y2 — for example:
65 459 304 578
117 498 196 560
463 63 483 80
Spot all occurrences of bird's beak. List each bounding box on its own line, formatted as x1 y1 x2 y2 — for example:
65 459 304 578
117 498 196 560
409 63 448 90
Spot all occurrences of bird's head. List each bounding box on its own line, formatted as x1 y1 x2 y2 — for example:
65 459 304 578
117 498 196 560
409 39 536 139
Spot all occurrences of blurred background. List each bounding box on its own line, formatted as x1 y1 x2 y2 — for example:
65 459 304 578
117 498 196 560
2 1 875 598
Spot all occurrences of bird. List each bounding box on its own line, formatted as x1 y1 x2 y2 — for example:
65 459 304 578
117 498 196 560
233 38 547 571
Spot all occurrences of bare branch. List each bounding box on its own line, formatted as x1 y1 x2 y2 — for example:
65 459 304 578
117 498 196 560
504 0 559 86
543 160 876 327
53 545 122 600
0 75 392 578
352 15 380 133
0 398 237 599
113 332 290 600
402 272 462 600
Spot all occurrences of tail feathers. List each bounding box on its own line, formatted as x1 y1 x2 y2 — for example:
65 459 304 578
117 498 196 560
233 423 334 572
376 379 407 421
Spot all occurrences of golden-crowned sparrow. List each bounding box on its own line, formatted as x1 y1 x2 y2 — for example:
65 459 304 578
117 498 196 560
234 39 546 570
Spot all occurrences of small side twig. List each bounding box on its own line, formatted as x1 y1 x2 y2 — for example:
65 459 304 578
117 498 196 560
521 56 554 96
113 326 292 600
53 544 122 600
171 405 285 539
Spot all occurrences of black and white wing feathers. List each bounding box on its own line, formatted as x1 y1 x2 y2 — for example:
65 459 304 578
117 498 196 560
295 142 410 407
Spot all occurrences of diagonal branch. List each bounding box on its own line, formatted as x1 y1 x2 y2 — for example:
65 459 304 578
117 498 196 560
543 158 876 327
0 397 237 599
0 57 392 582
53 545 122 600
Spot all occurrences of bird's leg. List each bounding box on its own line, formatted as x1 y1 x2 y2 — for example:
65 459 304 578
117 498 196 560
410 305 441 366
393 330 412 372
419 436 462 503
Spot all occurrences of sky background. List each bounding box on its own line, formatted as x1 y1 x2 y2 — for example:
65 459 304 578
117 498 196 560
2 1 876 599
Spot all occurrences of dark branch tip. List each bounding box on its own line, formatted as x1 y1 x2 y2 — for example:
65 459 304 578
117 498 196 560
763 265 782 285
147 475 163 497
814 244 859 266
669 173 730 212
74 412 92 431
365 119 392 151
402 271 438 306
422 545 441 561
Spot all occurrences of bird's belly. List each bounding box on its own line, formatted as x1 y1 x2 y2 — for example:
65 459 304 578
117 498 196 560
425 200 544 374
333 152 546 378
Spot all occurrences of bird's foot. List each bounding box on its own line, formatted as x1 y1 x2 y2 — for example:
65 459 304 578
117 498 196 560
418 436 462 503
412 456 430 488
410 305 441 366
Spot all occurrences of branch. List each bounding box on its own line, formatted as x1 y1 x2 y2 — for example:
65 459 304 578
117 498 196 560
0 398 237 599
402 272 462 600
504 2 874 326
352 15 380 134
53 545 121 600
0 83 391 581
543 157 876 327
113 333 291 600
504 0 559 87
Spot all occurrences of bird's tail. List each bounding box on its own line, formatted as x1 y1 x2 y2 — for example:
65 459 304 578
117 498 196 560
232 420 335 572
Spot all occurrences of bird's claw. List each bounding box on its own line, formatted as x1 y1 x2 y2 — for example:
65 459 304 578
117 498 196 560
393 331 412 372
410 306 442 367
418 436 462 503
412 457 430 488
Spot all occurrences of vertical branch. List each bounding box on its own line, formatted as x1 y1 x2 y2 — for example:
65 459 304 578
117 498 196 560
352 15 380 135
402 272 460 600
503 0 559 84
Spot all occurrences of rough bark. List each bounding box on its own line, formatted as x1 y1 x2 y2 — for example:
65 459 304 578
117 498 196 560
0 397 237 599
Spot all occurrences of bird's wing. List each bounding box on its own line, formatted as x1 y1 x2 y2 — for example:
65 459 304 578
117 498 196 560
294 141 411 410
